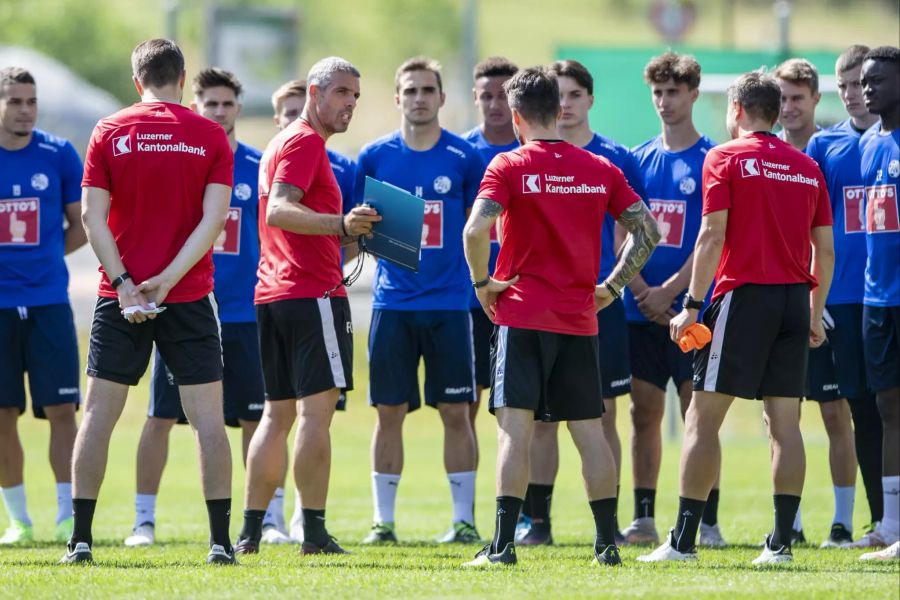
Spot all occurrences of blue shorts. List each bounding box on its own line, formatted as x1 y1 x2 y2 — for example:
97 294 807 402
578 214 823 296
807 304 870 402
150 321 265 427
0 303 80 419
368 309 475 411
629 321 693 392
598 298 631 398
470 308 495 389
863 304 900 393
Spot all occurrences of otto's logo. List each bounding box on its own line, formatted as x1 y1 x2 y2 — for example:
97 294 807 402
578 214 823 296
889 160 900 179
679 176 696 195
739 158 760 177
234 183 252 201
30 173 48 191
112 135 132 156
433 175 452 194
522 174 540 193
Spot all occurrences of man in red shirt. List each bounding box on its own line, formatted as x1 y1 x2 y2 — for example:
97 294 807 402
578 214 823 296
638 71 834 565
233 57 378 556
462 66 660 567
64 39 237 565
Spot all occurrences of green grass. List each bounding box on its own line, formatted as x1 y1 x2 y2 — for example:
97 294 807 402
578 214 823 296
0 333 898 598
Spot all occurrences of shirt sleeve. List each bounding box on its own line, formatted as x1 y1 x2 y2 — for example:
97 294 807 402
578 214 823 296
606 162 641 219
476 154 511 209
812 174 833 227
206 127 234 187
702 149 731 215
272 133 320 193
463 145 487 209
621 150 647 201
60 140 84 204
341 159 357 215
81 124 110 190
353 147 370 206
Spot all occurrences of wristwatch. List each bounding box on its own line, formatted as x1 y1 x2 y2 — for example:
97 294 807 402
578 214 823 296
604 282 621 299
111 271 131 290
682 294 704 310
472 277 490 289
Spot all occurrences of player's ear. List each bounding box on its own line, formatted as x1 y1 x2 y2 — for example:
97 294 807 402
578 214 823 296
178 70 186 90
189 99 198 112
813 92 821 106
132 76 143 98
235 102 243 118
439 90 446 108
472 87 477 103
587 94 595 110
690 87 700 103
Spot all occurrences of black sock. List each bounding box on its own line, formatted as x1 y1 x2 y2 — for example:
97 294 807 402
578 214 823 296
302 508 329 546
521 485 533 519
672 497 705 553
849 393 884 523
71 498 96 547
492 496 523 553
614 484 621 531
771 494 801 548
634 488 656 520
702 489 719 526
206 498 232 550
528 484 553 524
589 497 618 549
239 508 265 544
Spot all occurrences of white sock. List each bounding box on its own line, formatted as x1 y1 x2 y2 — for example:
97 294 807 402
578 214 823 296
135 494 156 528
448 471 477 524
792 506 802 531
832 485 855 530
372 472 400 524
881 475 900 537
0 484 32 527
56 482 73 525
290 489 303 529
264 487 285 529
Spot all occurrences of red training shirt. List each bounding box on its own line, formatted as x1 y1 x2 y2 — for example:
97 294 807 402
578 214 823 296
479 140 640 336
255 119 345 303
82 102 234 302
702 132 832 299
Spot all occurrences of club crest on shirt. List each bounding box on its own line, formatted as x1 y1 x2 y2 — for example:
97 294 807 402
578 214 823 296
433 175 452 194
679 176 696 195
234 183 252 201
30 173 49 191
888 160 899 179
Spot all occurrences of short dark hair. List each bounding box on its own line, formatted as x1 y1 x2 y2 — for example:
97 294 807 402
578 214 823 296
547 59 593 95
0 67 35 97
192 67 242 98
271 79 307 112
727 70 782 125
774 58 819 95
473 56 518 81
836 45 870 73
864 45 900 64
396 56 443 93
503 66 559 127
644 51 701 90
131 38 185 88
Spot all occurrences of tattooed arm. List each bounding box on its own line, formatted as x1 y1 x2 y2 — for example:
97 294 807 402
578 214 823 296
266 181 380 238
463 198 518 320
597 200 661 311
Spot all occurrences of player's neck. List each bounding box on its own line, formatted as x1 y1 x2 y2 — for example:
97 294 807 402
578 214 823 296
558 123 593 148
299 111 332 141
228 132 237 153
481 122 516 146
0 129 32 151
879 106 899 132
783 123 817 150
401 120 442 151
521 123 561 142
661 120 700 152
850 113 879 132
141 86 181 105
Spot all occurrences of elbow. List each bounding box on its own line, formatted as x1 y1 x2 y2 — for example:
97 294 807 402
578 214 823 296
265 204 283 228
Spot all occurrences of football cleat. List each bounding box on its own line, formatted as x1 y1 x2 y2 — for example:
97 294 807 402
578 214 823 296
301 536 350 555
55 516 74 543
206 544 238 565
0 520 33 545
437 521 482 544
790 528 807 546
234 536 259 555
842 524 897 549
819 523 853 548
124 522 155 547
592 544 622 566
514 514 532 542
261 525 293 545
516 521 553 546
698 522 728 547
463 542 517 568
362 522 398 545
636 530 698 562
752 535 793 565
622 517 660 545
60 542 93 564
860 540 900 561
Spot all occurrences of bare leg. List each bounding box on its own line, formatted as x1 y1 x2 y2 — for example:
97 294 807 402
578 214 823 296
371 404 407 475
71 377 129 499
877 387 900 476
602 397 621 481
496 408 535 497
244 401 295 510
238 419 259 467
679 391 733 500
567 418 618 500
470 387 483 468
438 403 476 473
43 404 77 484
819 400 857 487
0 408 23 488
529 421 559 485
293 389 338 510
630 379 666 489
179 382 231 500
763 397 805 496
135 417 176 495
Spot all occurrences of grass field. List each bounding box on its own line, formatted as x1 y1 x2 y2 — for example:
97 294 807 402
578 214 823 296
0 332 898 598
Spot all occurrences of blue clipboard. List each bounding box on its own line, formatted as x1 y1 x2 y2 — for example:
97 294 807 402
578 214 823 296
360 176 424 272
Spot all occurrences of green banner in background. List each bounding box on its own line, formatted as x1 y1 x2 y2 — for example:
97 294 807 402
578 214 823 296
556 47 841 147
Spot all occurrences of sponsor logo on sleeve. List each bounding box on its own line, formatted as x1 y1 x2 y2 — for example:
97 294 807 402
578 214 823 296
649 199 686 248
842 186 867 234
422 200 444 248
213 207 241 255
0 197 40 246
866 184 899 233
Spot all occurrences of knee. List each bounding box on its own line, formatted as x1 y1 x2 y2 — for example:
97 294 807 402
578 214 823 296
376 406 407 432
876 392 900 424
44 404 77 428
820 404 850 436
532 422 558 443
145 417 176 437
0 409 18 435
766 415 801 444
438 404 472 432
631 402 664 433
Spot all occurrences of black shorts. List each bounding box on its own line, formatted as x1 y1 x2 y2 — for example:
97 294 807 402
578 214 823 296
863 304 900 393
629 322 694 392
693 284 810 400
471 308 495 389
87 296 222 386
257 297 353 402
489 325 604 422
806 304 870 402
149 321 266 427
598 298 631 398
0 303 80 418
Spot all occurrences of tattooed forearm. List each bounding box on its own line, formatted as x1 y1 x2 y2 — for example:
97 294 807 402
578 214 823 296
464 198 502 281
476 198 503 219
606 201 661 291
270 182 303 204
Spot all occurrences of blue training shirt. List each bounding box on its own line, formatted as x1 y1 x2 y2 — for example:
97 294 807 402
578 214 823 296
328 148 356 215
355 129 484 311
212 141 262 323
859 126 900 307
0 129 83 308
582 133 647 281
625 134 716 322
805 119 871 305
463 125 519 310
